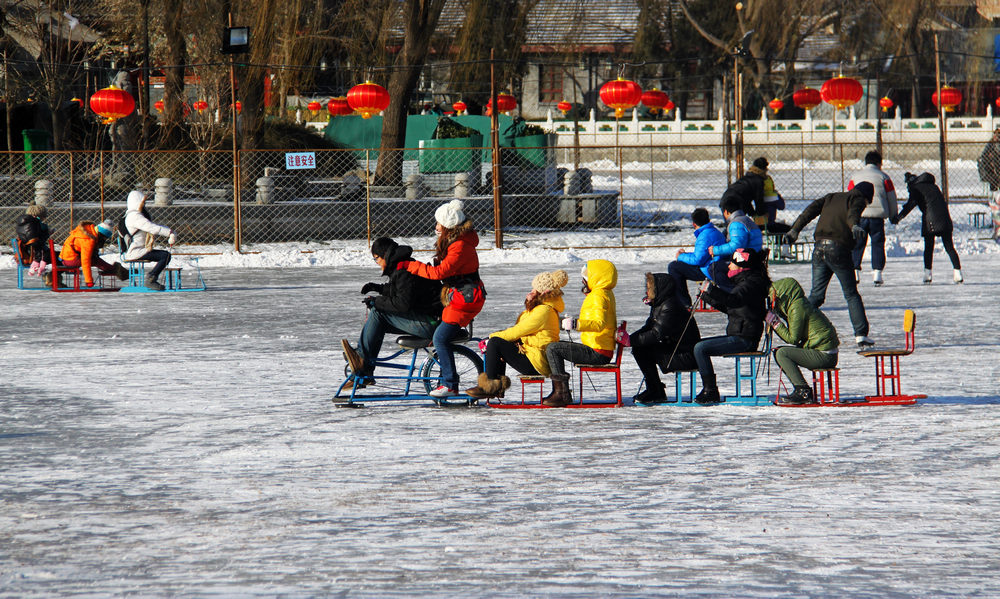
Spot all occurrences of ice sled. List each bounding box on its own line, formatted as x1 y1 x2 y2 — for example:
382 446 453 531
333 330 483 408
117 239 206 293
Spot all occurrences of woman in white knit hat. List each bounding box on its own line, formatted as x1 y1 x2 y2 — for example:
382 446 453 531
397 200 486 398
466 269 568 400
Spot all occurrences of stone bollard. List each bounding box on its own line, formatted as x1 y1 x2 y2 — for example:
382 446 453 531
154 177 173 206
405 173 425 200
341 174 361 200
454 172 469 198
34 180 52 207
256 177 274 205
564 170 584 195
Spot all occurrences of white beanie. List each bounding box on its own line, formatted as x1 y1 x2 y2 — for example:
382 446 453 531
531 269 569 294
434 199 466 229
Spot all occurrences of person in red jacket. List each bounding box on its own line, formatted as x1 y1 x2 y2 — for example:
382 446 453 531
400 200 486 398
58 220 127 287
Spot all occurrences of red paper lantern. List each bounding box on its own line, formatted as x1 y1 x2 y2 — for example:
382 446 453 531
307 101 322 115
995 97 1000 111
556 100 572 116
821 76 863 110
879 96 894 113
153 100 164 113
453 100 467 115
90 85 135 123
486 93 517 115
664 99 675 112
327 96 353 117
641 88 669 114
768 98 785 113
792 87 822 111
931 86 962 112
232 101 242 114
600 78 642 118
347 81 390 119
70 97 84 108
193 100 208 113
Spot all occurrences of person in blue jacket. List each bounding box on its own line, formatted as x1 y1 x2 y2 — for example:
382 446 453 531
707 196 764 291
667 207 725 307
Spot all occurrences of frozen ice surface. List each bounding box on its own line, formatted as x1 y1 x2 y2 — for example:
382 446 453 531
1 243 999 597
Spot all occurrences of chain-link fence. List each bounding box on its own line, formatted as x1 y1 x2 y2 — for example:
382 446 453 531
0 140 995 251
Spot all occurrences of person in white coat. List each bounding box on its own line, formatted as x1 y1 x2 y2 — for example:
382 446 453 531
123 190 176 291
849 150 898 286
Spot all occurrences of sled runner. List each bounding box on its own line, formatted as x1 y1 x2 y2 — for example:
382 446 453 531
48 240 119 292
11 238 48 290
333 330 483 408
855 309 924 405
487 322 627 409
116 239 206 293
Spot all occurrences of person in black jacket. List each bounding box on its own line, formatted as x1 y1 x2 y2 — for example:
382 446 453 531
783 182 874 347
14 204 51 276
341 237 443 388
692 248 770 404
625 273 701 405
720 157 768 219
894 172 962 284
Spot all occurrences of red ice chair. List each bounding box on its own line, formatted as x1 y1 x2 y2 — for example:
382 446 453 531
856 309 925 405
576 321 626 407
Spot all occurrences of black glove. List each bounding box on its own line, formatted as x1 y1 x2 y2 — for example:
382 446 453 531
852 225 865 240
782 231 798 245
904 172 915 184
362 296 376 308
361 282 380 295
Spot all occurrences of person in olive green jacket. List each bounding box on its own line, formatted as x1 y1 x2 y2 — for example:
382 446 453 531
766 277 839 405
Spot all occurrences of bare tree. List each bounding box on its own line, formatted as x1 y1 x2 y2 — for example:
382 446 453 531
373 0 447 186
677 0 842 110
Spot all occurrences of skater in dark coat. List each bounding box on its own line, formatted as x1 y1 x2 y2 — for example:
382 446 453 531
783 182 874 347
720 157 768 219
624 273 701 405
894 172 963 284
692 248 770 404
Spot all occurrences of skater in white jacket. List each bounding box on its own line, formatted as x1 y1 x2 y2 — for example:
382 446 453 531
848 151 898 286
123 190 176 291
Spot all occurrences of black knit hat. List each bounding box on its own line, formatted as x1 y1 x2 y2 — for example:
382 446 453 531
752 156 768 170
371 237 398 259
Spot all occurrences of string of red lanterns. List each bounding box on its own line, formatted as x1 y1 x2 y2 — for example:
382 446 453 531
90 85 135 124
931 85 962 113
307 101 322 115
640 88 669 114
327 96 353 117
600 77 642 118
347 81 390 119
792 87 822 111
820 75 863 111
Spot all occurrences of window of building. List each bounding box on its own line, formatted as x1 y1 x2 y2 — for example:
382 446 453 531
539 65 563 104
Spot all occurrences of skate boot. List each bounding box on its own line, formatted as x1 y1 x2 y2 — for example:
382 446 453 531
923 269 932 284
872 269 883 287
953 269 963 284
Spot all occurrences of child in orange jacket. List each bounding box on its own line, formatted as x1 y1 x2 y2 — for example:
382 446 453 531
58 220 127 287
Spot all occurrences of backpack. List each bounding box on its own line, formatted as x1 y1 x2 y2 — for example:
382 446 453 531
15 214 42 243
115 215 132 249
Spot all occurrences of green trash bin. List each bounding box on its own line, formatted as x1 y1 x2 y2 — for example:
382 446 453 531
23 128 51 176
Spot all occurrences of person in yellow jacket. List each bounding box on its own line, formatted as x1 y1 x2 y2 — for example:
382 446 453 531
465 269 568 400
542 259 618 407
58 220 127 287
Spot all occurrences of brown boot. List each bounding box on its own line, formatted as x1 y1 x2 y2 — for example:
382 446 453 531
465 372 509 399
542 374 573 407
114 263 129 281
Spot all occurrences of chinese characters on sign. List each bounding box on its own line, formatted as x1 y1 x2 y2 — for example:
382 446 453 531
285 152 316 170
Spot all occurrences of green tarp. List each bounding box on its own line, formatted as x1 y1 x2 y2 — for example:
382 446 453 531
324 114 522 159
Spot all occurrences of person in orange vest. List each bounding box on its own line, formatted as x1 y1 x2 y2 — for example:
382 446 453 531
58 220 127 287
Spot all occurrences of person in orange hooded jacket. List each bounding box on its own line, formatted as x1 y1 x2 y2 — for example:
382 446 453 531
58 220 127 287
399 200 486 399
